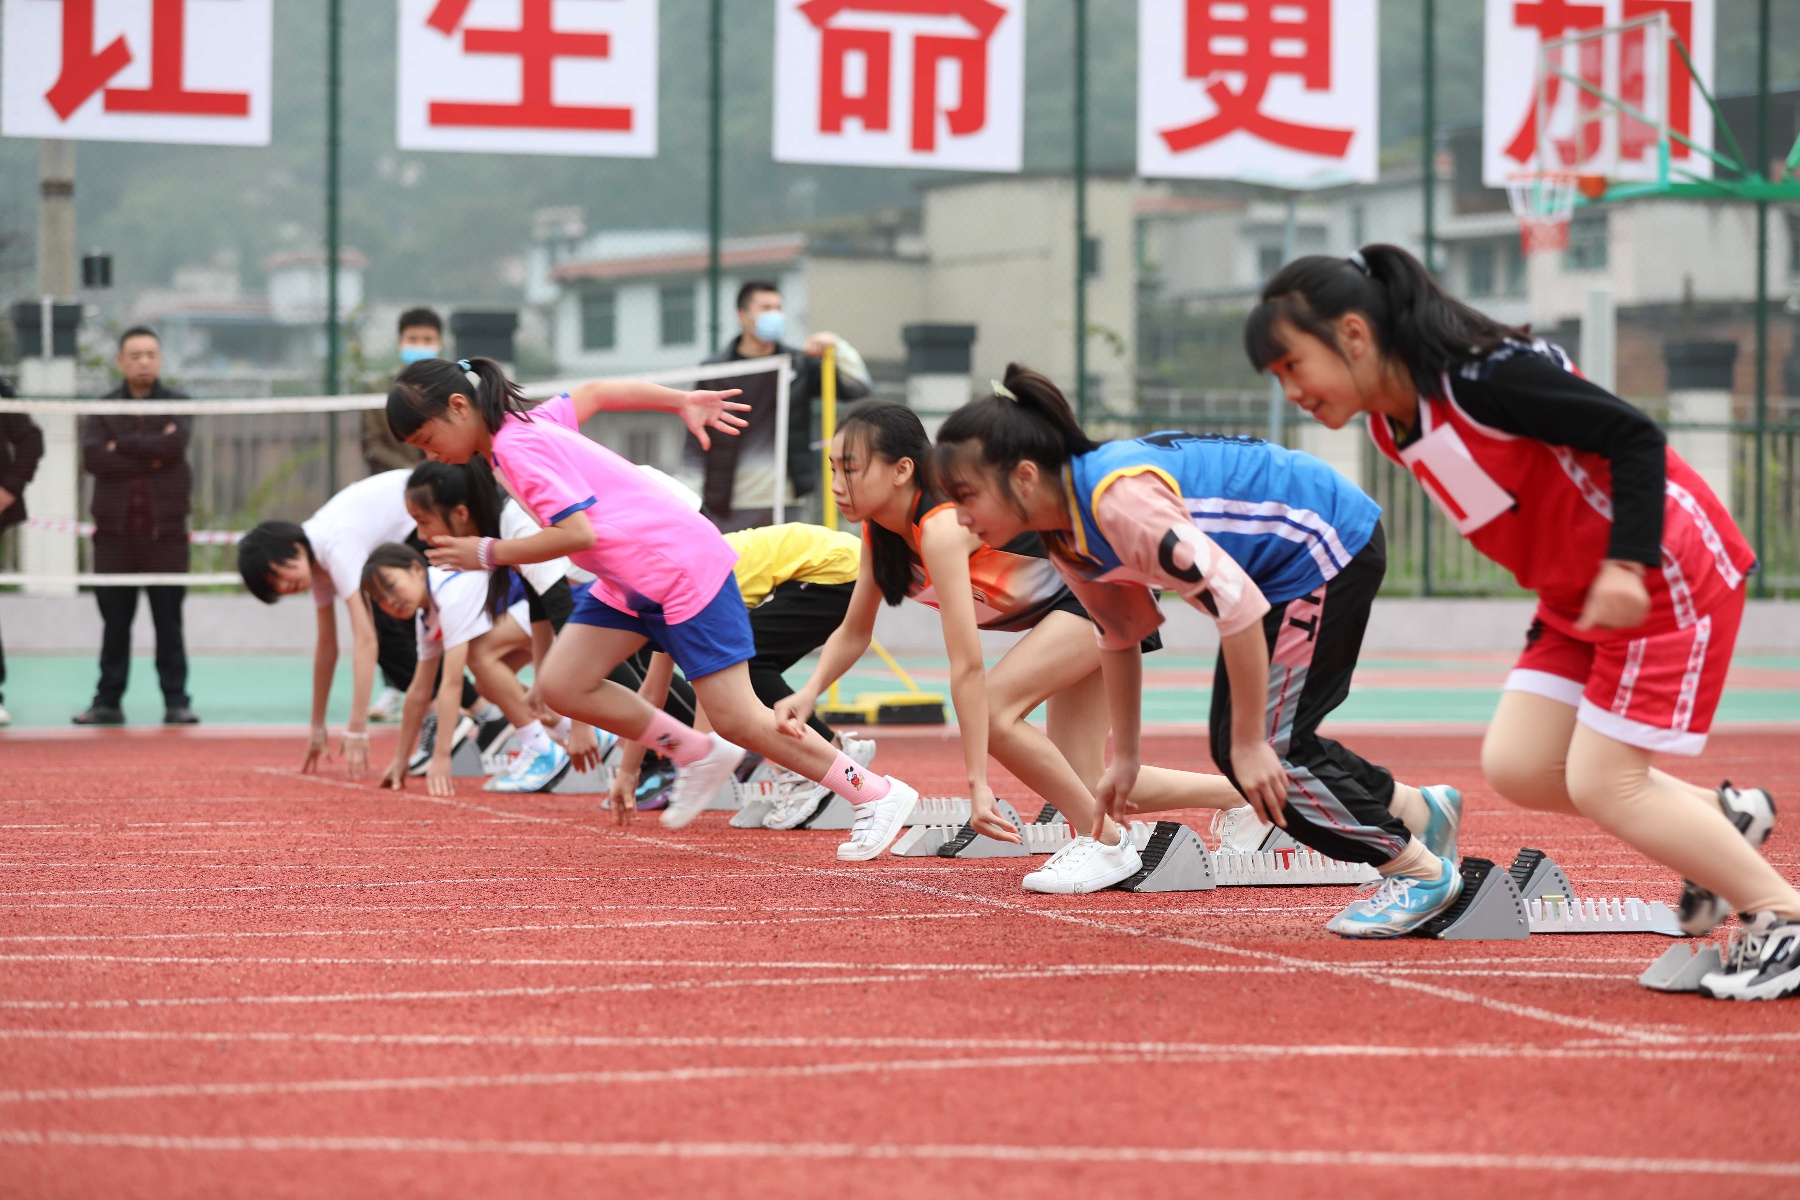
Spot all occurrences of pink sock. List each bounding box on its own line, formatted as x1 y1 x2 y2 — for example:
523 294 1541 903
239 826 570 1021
821 751 889 806
639 710 710 767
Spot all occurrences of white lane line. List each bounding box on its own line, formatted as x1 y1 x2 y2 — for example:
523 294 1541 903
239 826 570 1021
0 903 850 914
0 1028 1783 1065
0 876 591 898
362 780 1685 1046
0 914 946 943
1 1131 1794 1178
0 863 596 872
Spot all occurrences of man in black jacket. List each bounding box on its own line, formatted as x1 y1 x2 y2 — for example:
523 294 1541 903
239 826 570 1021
0 378 45 727
74 327 199 725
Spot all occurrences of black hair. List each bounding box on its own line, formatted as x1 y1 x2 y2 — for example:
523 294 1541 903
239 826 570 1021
934 363 1099 517
117 325 159 351
236 521 313 605
406 457 510 615
1244 244 1530 396
387 355 530 441
359 542 428 615
735 280 780 311
836 401 935 607
396 306 442 337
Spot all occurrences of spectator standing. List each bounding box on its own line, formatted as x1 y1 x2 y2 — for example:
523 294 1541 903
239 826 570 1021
0 378 46 727
361 307 438 720
691 281 871 531
74 327 199 726
360 307 438 477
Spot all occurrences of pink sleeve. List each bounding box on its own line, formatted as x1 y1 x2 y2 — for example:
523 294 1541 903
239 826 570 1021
532 394 578 430
1093 473 1270 638
1048 558 1165 653
497 414 598 527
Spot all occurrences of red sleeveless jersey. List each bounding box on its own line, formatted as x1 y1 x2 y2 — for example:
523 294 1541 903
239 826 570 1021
1366 361 1752 635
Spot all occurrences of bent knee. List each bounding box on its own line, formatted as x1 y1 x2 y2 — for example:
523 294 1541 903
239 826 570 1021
1481 739 1568 812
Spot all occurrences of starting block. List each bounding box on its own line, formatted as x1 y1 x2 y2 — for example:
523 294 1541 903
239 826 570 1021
1116 822 1217 892
1639 940 1728 992
909 796 972 827
1411 857 1531 940
729 778 778 828
935 799 1029 858
1509 848 1684 936
1212 846 1379 887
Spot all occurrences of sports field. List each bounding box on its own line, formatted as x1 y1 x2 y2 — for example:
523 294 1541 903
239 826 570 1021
3 717 1798 1197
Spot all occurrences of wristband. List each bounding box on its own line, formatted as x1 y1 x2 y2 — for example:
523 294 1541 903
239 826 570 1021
476 537 496 571
342 731 370 743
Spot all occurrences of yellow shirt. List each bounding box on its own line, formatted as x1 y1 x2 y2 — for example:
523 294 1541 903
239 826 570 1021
725 523 861 608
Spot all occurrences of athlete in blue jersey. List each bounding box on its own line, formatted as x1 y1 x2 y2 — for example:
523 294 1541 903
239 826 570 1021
936 364 1465 938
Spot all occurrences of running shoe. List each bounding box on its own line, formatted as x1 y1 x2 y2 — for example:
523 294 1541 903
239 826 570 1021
1326 855 1464 938
484 741 572 793
762 769 831 830
1679 783 1777 936
1210 805 1273 852
1419 785 1463 864
1023 829 1142 894
837 778 919 861
636 769 673 811
841 732 878 770
368 686 406 723
475 714 517 772
1698 913 1800 1001
661 735 746 829
410 712 476 776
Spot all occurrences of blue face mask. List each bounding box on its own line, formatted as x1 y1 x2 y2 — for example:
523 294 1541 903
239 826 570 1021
752 310 786 344
398 345 438 365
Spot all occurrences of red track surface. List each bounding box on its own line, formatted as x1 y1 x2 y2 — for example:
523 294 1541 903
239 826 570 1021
3 730 1799 1199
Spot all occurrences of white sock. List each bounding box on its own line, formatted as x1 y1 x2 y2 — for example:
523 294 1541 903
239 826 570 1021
548 715 572 741
517 720 552 755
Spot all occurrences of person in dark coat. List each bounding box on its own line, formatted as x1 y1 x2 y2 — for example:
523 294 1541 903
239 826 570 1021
0 378 45 726
74 326 199 725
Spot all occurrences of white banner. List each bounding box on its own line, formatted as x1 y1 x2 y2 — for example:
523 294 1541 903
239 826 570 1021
397 0 658 157
2 0 271 146
1138 0 1378 187
1482 0 1714 187
772 0 1024 172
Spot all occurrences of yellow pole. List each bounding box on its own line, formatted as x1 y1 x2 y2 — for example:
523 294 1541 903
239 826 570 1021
821 342 841 706
868 638 926 695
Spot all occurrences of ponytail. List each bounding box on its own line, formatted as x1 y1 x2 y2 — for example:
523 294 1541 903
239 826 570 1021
387 355 531 441
1245 244 1529 395
406 457 510 615
837 401 934 606
934 362 1098 513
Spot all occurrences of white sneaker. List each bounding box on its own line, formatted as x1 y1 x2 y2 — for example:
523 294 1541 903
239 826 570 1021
368 686 405 723
761 769 831 830
837 777 919 861
840 733 878 770
1210 804 1273 852
661 735 746 830
1023 828 1143 894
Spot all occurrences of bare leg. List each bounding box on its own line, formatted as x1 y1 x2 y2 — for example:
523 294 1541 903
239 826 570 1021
691 664 837 780
463 616 537 731
1482 691 1721 814
537 624 668 741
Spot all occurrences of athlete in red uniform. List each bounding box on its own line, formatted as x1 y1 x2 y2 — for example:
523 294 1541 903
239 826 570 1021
1246 244 1800 1001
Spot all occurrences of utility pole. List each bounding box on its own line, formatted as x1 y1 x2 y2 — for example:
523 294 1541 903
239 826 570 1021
22 140 80 594
325 0 343 492
707 0 723 353
1752 0 1769 596
1073 0 1089 422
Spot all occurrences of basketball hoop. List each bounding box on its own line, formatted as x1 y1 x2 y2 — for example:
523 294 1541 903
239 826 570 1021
1506 172 1588 255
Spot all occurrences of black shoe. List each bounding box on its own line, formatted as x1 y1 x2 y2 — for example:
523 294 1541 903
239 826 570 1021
164 706 201 725
73 705 125 726
1679 784 1777 935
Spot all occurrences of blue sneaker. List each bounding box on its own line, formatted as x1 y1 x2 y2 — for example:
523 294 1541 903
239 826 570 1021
485 741 571 793
1325 854 1464 938
1419 785 1462 863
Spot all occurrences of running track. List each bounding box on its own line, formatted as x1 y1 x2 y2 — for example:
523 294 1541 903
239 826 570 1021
3 729 1798 1199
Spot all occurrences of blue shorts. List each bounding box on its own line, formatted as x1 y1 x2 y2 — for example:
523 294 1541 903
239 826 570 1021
568 574 754 681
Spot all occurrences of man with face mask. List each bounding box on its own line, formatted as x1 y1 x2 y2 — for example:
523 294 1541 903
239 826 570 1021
361 307 439 476
691 282 871 531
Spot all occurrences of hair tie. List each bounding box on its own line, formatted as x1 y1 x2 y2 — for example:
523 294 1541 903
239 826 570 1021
457 359 473 372
991 380 1018 402
1346 251 1370 277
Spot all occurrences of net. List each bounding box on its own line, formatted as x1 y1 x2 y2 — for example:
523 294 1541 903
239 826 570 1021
1506 171 1582 255
0 355 791 592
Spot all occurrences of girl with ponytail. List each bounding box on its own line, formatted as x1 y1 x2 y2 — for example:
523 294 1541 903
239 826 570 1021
779 388 1243 896
1248 245 1798 995
937 363 1463 936
387 357 926 859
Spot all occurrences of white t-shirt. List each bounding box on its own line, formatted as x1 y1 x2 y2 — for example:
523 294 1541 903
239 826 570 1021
303 471 416 608
499 498 572 598
416 567 494 662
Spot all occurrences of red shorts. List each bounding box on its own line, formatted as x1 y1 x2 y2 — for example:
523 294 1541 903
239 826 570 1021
1504 588 1745 755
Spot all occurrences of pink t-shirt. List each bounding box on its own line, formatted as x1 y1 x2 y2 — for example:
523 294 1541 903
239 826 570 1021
489 395 737 624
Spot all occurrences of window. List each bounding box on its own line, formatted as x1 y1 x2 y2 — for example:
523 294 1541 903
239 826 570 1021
1258 243 1283 278
1082 235 1103 279
1467 242 1497 297
659 283 696 347
580 289 616 352
1788 211 1800 275
1563 212 1608 271
1505 238 1528 296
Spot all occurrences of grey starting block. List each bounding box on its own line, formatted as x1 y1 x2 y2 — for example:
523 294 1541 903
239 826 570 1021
1639 941 1727 992
550 758 608 793
1411 857 1530 941
1509 848 1684 936
1116 821 1217 892
935 800 1028 858
448 732 488 778
803 793 858 831
729 778 778 828
1211 846 1379 887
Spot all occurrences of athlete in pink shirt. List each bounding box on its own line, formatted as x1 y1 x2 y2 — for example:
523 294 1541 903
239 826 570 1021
384 356 919 858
